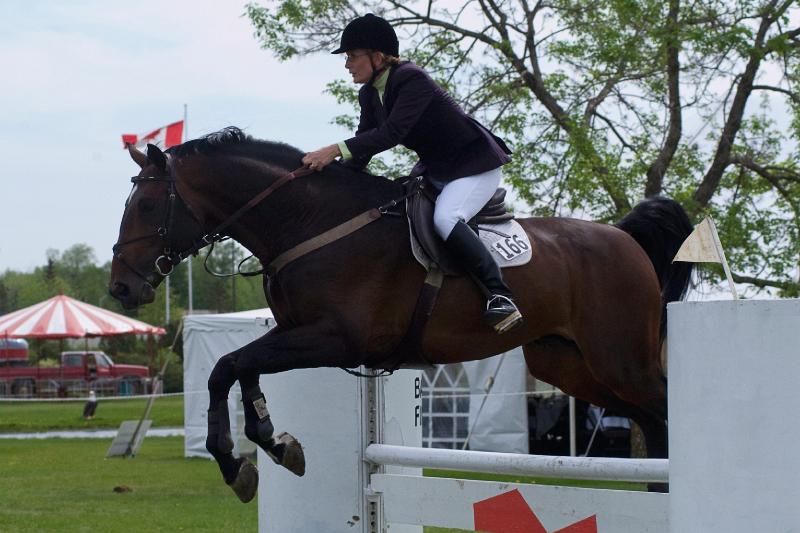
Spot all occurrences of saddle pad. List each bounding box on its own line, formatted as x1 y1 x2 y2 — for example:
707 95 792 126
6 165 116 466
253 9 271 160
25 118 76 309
409 219 533 271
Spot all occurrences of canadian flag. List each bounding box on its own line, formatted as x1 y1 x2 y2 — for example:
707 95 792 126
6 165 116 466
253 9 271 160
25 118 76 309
122 120 184 149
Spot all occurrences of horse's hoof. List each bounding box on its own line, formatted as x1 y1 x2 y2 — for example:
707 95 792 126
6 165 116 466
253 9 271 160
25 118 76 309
227 457 258 503
267 432 305 477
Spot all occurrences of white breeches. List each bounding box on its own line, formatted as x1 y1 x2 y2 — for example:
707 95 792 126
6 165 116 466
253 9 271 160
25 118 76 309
433 167 503 239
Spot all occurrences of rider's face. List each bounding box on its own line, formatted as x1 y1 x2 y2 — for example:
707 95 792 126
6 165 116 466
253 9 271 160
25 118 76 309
345 49 379 84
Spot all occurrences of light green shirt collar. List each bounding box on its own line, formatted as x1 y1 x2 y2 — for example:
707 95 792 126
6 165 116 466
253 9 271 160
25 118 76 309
372 67 391 103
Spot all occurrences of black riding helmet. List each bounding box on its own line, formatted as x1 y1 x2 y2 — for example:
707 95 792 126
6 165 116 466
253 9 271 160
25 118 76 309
331 13 399 57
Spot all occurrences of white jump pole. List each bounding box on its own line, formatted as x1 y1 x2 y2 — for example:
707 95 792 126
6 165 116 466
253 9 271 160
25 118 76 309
365 443 668 483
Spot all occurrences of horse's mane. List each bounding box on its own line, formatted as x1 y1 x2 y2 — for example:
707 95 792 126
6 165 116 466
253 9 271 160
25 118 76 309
169 126 300 164
168 126 377 182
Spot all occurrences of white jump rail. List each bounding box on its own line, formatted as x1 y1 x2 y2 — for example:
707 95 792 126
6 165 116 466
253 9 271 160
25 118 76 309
365 443 669 483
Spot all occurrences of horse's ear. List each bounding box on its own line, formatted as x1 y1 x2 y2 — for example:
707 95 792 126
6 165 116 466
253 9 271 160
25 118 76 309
128 143 148 169
146 143 168 172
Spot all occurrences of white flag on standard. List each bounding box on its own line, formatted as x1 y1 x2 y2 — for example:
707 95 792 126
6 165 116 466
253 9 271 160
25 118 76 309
673 216 738 299
673 217 721 263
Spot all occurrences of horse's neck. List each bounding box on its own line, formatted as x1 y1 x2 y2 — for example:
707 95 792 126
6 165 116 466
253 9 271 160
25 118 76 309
185 156 401 262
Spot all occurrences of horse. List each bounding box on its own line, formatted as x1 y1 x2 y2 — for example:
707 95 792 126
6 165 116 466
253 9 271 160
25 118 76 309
109 127 693 501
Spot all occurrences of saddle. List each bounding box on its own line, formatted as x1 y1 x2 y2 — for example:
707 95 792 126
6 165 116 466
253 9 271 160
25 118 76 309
405 177 514 276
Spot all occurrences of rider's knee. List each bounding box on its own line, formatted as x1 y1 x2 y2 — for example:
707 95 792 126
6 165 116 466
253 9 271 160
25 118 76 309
433 210 460 240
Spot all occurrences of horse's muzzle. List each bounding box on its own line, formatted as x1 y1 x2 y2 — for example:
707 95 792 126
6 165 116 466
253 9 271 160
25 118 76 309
109 281 156 309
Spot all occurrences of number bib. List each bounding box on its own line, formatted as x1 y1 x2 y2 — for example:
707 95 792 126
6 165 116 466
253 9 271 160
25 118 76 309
479 220 533 268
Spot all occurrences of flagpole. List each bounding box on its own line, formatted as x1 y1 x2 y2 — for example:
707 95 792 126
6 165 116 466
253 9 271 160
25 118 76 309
184 103 194 314
165 276 170 324
707 217 739 300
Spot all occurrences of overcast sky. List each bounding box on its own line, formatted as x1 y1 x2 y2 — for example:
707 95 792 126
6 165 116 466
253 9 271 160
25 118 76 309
0 0 349 272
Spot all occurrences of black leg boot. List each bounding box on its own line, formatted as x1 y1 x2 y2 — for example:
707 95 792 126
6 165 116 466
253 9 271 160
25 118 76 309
207 401 258 503
242 387 306 477
446 220 524 333
242 387 276 451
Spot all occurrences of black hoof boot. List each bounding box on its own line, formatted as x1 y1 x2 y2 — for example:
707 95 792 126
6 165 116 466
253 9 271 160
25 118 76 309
485 294 523 333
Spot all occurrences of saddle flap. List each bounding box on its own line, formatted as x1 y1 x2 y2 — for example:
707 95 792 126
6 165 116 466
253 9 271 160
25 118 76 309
407 183 517 276
408 182 463 276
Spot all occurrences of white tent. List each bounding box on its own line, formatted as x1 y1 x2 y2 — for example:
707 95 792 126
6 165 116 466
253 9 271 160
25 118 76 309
463 347 529 453
182 308 275 458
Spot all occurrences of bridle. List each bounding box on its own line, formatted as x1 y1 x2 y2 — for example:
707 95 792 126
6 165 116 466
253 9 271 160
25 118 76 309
112 173 198 286
112 163 315 286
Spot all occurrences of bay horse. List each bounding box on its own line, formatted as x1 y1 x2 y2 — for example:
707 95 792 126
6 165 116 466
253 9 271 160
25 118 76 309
109 128 693 501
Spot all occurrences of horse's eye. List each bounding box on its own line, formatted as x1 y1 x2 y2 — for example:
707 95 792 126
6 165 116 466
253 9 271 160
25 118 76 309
138 198 156 213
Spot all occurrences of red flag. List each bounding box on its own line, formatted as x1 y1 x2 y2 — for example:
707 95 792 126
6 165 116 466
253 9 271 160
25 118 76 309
121 120 184 149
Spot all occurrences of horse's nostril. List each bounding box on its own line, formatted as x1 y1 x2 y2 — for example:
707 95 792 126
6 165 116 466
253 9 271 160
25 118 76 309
110 282 129 299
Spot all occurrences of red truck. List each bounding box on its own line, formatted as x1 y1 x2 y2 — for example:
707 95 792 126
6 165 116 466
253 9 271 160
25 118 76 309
0 341 150 398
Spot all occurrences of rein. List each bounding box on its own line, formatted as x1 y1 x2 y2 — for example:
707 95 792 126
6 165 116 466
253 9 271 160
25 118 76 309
181 166 316 261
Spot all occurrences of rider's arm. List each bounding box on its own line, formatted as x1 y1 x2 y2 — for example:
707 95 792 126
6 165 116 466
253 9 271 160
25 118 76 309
342 70 435 163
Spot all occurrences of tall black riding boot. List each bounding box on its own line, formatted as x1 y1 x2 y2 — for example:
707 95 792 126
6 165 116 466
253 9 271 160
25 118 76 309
445 220 523 333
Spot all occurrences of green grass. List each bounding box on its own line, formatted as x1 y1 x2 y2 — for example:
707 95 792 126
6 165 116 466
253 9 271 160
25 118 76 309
0 399 643 533
0 437 256 533
0 396 184 433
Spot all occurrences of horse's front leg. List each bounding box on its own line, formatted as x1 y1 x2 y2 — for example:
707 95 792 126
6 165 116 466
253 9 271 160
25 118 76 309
231 323 356 502
206 352 259 501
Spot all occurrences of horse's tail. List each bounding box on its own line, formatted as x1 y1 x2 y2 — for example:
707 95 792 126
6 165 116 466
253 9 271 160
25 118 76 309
614 197 694 334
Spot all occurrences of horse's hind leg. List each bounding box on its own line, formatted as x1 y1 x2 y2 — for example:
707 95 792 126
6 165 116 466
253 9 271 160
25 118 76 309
523 336 645 421
523 336 668 457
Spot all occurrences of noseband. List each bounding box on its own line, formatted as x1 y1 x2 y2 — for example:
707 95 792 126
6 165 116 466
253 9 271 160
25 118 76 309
112 165 315 286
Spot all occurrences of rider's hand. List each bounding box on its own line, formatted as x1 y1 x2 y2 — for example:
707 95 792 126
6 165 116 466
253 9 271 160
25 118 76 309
302 144 341 171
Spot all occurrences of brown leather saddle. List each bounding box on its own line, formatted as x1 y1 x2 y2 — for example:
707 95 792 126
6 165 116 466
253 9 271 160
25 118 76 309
405 176 514 275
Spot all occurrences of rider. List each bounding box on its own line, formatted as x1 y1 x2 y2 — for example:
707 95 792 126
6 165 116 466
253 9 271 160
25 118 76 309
303 13 522 334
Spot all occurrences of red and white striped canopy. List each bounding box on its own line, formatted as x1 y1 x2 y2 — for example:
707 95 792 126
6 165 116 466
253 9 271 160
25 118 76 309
0 295 166 339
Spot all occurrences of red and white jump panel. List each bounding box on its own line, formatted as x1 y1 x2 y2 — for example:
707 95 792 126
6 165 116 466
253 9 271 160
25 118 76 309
372 474 668 532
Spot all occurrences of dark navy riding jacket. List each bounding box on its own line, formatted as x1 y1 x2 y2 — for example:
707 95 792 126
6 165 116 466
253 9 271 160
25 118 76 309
342 61 511 182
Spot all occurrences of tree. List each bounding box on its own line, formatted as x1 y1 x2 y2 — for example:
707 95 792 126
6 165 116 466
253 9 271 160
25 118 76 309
246 0 800 295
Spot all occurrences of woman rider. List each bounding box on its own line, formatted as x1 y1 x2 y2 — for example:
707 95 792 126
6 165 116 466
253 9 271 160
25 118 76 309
302 13 522 334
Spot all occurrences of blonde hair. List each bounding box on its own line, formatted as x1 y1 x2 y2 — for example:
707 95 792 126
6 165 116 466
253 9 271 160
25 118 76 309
371 51 401 67
383 55 401 65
